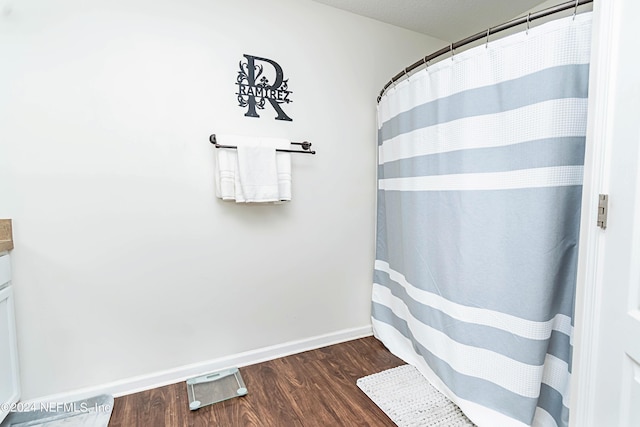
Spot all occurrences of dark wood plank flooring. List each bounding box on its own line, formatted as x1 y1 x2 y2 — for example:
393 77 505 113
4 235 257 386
108 336 404 426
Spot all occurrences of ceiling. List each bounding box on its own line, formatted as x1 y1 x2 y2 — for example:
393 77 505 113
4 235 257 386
310 0 548 42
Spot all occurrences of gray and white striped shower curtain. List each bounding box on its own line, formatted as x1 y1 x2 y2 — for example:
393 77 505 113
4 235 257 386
373 13 592 427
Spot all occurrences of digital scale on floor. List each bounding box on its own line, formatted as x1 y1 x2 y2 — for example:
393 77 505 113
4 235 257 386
186 367 248 411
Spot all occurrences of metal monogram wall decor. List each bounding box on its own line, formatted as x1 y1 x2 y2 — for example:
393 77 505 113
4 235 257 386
236 54 293 121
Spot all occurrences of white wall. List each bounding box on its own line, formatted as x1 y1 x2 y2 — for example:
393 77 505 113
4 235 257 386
0 0 443 399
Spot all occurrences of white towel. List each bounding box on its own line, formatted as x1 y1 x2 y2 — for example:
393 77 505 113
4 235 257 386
276 151 292 202
215 148 237 201
214 135 292 203
269 137 292 202
215 135 246 201
237 143 279 202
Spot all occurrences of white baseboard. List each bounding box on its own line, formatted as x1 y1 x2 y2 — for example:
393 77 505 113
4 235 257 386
25 325 373 405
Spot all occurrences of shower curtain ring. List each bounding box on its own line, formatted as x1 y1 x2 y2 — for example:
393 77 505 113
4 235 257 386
526 13 531 34
573 0 579 19
485 28 490 48
449 43 454 59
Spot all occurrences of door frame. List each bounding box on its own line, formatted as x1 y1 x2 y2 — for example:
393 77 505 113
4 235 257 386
570 0 620 425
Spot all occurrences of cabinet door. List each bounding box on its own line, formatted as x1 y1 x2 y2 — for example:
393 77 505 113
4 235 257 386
0 255 20 424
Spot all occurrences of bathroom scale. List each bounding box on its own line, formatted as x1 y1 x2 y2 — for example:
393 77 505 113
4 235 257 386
186 367 247 410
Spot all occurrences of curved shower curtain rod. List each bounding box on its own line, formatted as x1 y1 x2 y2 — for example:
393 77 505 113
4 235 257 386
377 0 594 103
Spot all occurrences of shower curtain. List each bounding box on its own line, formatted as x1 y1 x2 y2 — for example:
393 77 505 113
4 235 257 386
373 13 592 427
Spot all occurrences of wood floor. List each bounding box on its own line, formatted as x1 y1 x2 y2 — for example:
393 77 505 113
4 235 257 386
108 336 405 426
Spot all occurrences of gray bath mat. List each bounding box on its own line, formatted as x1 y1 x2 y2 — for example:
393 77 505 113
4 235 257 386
0 395 113 427
357 365 476 427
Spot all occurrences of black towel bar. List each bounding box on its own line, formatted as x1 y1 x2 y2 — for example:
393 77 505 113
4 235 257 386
209 134 315 154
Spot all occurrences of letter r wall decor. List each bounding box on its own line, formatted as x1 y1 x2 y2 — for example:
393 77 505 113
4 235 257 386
236 54 293 121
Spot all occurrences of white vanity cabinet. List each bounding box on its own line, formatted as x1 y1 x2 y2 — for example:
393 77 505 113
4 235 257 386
0 253 20 423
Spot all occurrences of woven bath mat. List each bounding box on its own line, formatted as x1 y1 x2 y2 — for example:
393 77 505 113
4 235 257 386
357 365 476 427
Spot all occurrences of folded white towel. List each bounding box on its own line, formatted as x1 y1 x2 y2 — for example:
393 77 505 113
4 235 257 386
214 135 292 203
237 143 279 202
276 151 292 202
254 136 292 203
215 148 237 201
215 135 246 201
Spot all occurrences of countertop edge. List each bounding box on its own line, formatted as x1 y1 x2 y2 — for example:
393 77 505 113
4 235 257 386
0 219 13 252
